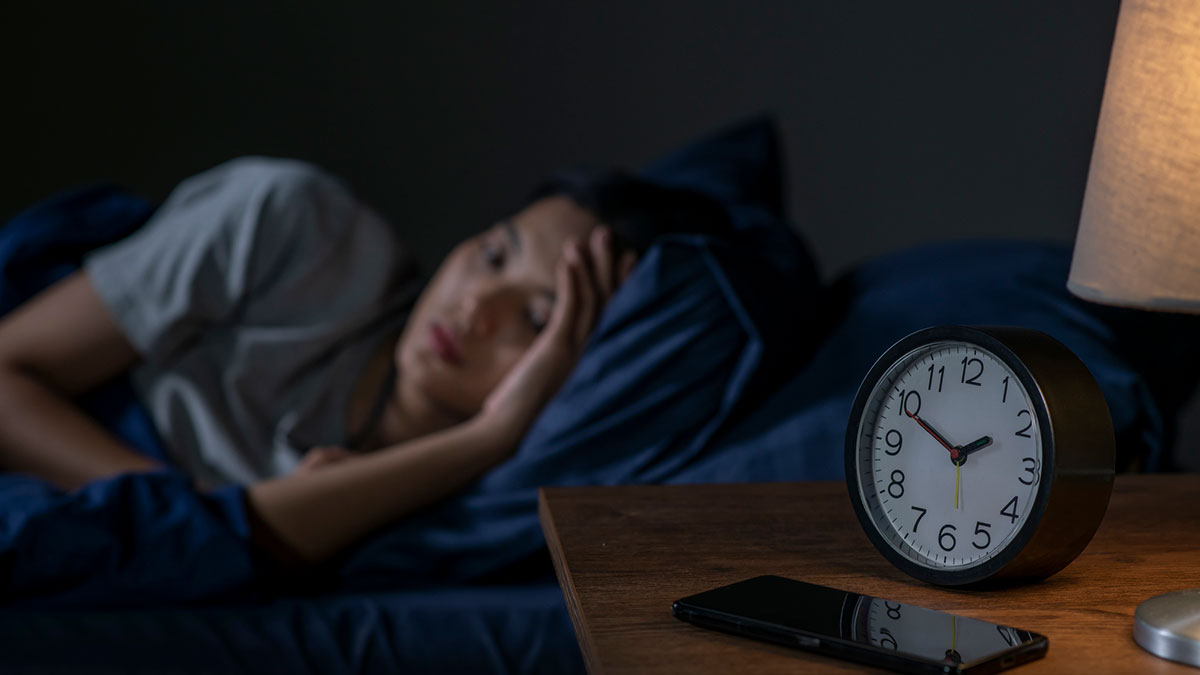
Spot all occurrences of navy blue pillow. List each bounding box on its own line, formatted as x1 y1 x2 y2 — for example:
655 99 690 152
516 115 824 471
639 115 827 385
503 115 823 478
692 240 1200 478
641 115 820 289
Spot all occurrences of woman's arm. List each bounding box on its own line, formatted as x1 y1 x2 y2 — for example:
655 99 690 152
247 413 521 564
0 272 158 489
247 231 628 564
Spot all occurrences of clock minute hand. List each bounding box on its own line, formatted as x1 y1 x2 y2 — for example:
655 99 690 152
904 410 960 461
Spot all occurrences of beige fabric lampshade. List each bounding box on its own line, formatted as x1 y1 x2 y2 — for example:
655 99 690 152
1068 0 1200 313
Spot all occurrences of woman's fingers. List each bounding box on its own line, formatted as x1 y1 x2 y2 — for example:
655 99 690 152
565 241 596 347
544 247 578 342
566 227 641 347
589 227 616 298
297 446 356 473
548 228 634 351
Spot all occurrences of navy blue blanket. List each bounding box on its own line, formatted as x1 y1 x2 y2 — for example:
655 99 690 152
3 186 1198 610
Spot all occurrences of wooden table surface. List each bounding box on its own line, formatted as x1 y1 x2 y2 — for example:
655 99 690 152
539 474 1200 674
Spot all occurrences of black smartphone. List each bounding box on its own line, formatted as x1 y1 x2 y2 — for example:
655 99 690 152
672 575 1047 674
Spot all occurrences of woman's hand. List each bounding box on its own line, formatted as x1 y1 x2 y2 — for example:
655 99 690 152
294 445 357 474
480 226 635 443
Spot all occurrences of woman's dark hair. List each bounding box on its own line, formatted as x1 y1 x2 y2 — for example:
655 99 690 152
523 170 731 256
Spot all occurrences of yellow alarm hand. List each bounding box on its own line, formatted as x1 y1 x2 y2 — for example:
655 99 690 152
952 437 991 508
954 461 961 510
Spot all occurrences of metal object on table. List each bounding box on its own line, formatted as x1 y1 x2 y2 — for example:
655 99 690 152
1134 589 1200 668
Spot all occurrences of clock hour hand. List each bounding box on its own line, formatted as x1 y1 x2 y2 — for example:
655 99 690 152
904 410 961 461
949 436 992 470
957 435 993 458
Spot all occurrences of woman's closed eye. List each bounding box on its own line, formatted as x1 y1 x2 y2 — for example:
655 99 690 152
481 241 505 270
482 220 521 272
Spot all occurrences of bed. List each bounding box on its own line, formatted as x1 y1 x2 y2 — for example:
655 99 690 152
1 118 1197 673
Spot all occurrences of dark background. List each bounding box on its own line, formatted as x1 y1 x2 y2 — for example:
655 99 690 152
5 1 1121 280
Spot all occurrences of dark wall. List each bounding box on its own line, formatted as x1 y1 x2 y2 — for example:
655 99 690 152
5 1 1120 278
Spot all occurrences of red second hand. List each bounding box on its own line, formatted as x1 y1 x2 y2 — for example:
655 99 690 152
905 409 960 461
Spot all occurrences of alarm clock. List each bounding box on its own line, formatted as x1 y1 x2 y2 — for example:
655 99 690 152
845 325 1115 586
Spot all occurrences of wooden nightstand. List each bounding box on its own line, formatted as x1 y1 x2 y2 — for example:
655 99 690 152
539 475 1200 674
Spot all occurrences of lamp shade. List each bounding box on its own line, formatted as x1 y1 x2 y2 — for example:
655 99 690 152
1068 0 1200 313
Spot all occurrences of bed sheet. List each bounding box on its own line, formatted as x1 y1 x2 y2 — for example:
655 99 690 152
0 580 580 674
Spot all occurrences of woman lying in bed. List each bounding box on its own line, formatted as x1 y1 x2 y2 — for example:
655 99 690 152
0 158 727 566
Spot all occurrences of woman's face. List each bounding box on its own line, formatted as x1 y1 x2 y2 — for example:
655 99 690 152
396 195 601 420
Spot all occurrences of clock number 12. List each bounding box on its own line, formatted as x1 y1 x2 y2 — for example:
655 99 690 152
961 357 983 386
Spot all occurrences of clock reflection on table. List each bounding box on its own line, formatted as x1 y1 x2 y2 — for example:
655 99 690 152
849 595 1040 668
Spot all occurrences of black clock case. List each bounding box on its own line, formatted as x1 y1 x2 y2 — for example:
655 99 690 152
845 325 1116 587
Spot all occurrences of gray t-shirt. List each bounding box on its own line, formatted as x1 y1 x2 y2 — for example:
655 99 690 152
85 157 420 487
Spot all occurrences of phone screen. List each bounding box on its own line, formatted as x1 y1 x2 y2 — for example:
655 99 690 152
672 576 1047 674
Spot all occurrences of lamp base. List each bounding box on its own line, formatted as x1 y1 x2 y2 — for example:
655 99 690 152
1134 589 1200 668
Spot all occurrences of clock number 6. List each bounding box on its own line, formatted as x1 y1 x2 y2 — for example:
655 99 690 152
938 524 957 552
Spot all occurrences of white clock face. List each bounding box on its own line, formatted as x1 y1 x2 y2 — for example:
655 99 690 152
854 340 1044 571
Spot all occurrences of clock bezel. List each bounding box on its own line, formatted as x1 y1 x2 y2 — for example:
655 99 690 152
844 325 1115 586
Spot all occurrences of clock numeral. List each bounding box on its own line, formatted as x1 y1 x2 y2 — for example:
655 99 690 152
1001 376 1010 404
1019 457 1040 485
884 429 903 456
910 506 927 532
972 521 992 550
887 470 905 499
1001 496 1020 524
938 524 957 552
885 602 902 620
879 627 898 650
1015 410 1033 438
961 357 984 386
897 389 922 416
927 364 944 392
